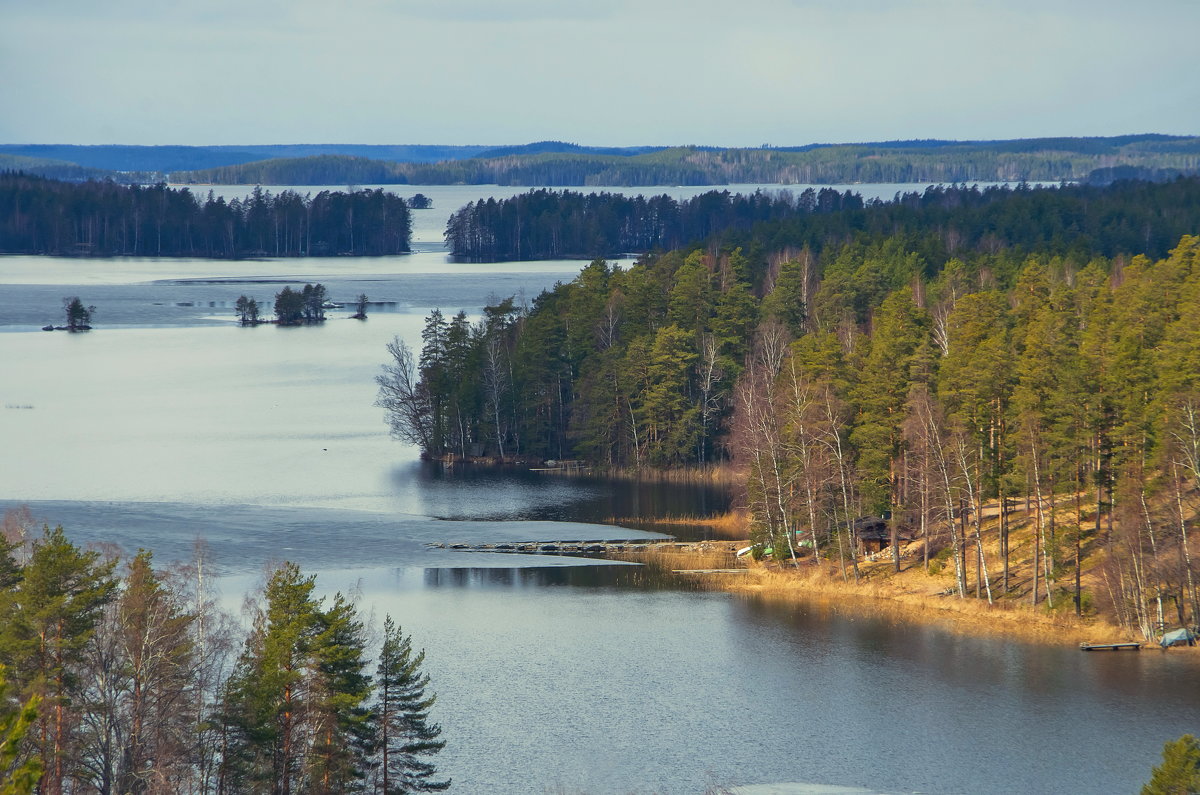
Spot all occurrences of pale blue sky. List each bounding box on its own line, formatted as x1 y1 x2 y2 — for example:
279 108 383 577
1 0 1196 146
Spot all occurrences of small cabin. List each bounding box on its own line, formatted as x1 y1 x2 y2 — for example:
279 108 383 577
853 516 910 555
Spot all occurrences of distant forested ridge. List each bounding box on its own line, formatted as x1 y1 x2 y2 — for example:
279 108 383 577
172 135 1200 186
0 173 410 257
0 143 499 174
0 153 156 184
446 178 1200 263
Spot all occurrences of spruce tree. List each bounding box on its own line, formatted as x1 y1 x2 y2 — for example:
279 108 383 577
307 592 374 793
373 617 448 794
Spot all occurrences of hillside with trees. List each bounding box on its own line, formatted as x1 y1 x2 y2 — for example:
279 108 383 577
0 174 410 257
0 154 150 184
378 179 1200 638
173 135 1200 186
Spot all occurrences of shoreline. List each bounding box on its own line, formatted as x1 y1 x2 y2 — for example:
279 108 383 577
719 567 1200 656
612 541 1200 654
722 565 1109 646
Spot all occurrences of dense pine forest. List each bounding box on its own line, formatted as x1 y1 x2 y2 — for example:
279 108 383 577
0 516 448 794
445 179 1200 262
444 187 861 261
173 135 1200 187
0 174 411 258
379 178 1200 637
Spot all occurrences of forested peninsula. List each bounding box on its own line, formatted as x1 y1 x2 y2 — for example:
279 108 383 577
0 173 411 257
378 177 1200 639
172 135 1200 187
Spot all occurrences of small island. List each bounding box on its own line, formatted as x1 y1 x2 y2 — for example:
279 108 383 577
42 296 95 332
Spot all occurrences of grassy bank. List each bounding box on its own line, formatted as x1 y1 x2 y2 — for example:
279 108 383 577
612 508 1200 651
725 562 1126 646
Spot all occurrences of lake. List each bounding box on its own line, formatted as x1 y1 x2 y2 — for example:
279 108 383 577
2 183 1195 793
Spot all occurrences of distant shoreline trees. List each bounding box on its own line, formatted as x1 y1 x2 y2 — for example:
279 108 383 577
444 188 844 261
445 178 1200 263
169 135 1200 187
0 173 411 258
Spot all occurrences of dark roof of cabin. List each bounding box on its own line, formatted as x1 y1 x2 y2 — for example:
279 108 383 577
852 516 911 542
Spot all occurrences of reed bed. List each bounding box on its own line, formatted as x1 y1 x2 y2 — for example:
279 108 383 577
607 543 741 572
593 463 740 485
605 509 750 538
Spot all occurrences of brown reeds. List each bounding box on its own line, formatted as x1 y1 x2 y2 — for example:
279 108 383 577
608 543 740 571
605 509 750 538
591 463 740 485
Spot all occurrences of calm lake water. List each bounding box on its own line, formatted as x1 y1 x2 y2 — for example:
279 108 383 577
2 183 1195 793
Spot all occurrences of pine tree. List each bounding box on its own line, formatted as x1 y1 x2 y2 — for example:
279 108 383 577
274 287 305 326
219 564 376 795
850 287 929 570
1142 734 1200 795
235 295 261 325
219 562 323 794
938 290 1015 596
0 665 41 795
0 526 117 794
62 297 94 332
634 324 700 466
373 617 448 794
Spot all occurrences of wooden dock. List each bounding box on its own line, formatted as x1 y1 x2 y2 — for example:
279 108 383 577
428 539 742 558
430 539 672 555
1079 641 1142 651
672 569 749 575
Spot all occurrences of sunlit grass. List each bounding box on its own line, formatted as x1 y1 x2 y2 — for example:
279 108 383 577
605 509 750 538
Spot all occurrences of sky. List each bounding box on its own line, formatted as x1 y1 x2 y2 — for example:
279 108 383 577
1 0 1197 147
